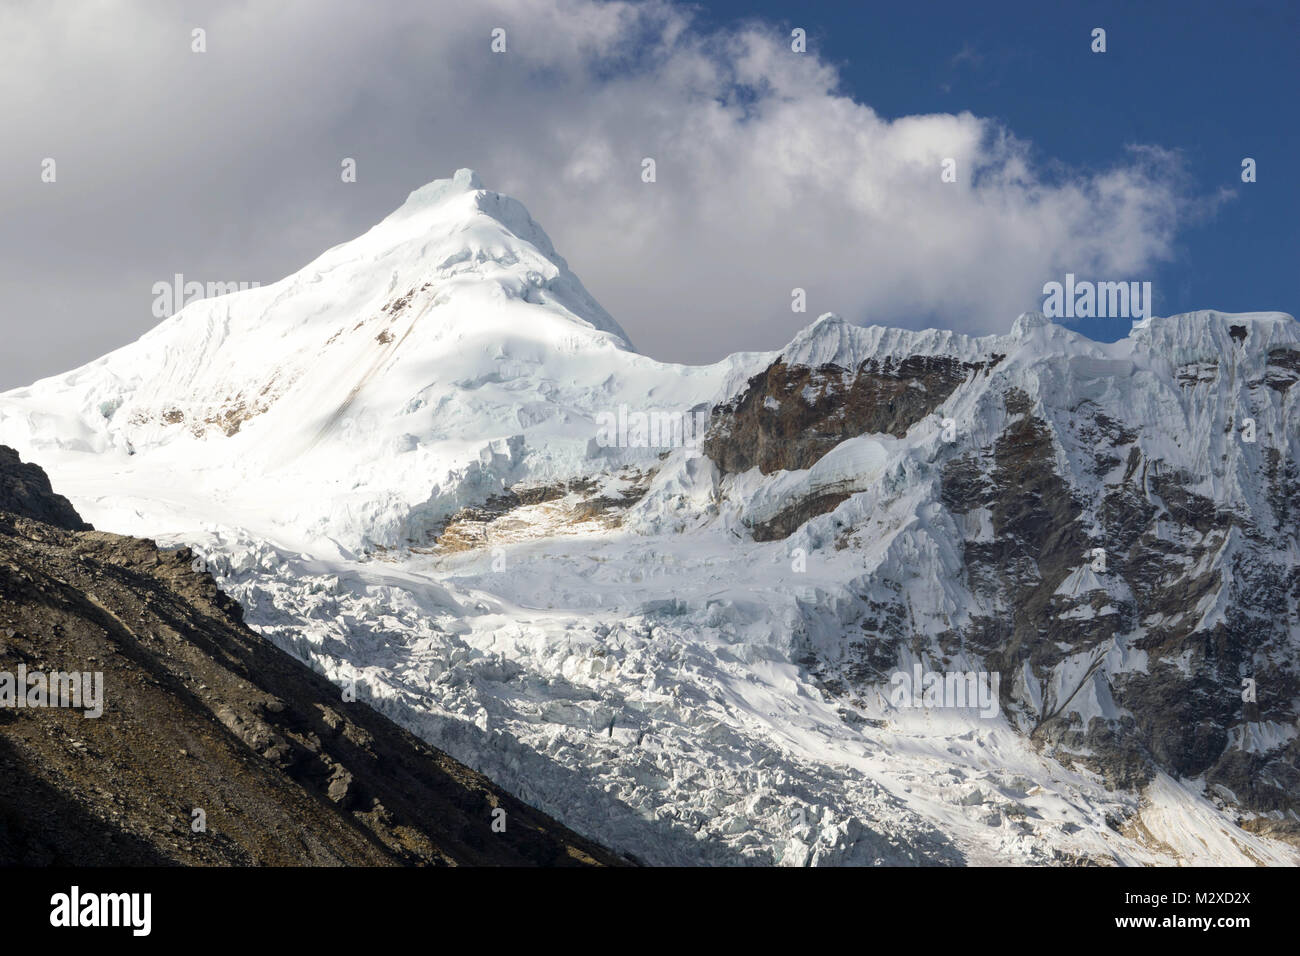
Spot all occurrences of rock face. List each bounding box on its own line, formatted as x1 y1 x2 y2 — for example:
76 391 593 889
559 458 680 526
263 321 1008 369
0 447 623 866
703 337 1004 541
0 445 91 533
733 313 1300 845
938 390 1300 822
705 353 997 476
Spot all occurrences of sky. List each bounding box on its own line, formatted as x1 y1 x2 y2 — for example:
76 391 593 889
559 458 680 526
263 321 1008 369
0 0 1295 386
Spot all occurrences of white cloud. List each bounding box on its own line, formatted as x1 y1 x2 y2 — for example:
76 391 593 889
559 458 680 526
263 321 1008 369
0 0 1210 379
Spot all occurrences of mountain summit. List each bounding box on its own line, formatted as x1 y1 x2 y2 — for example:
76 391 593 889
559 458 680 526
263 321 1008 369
0 171 660 553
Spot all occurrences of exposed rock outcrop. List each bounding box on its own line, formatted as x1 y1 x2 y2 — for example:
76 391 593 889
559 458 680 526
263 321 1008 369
705 353 999 477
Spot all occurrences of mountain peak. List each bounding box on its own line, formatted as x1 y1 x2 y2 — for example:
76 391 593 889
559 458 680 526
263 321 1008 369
1010 310 1052 336
0 171 635 493
349 170 630 346
453 167 484 190
391 167 486 217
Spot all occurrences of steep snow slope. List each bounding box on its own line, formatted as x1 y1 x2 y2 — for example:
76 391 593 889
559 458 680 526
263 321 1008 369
2 172 1296 866
0 169 745 554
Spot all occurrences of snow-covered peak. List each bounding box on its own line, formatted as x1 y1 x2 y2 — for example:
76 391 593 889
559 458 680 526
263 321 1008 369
377 166 485 221
295 167 631 344
1125 309 1298 359
772 309 1300 389
777 313 998 372
0 172 711 552
1009 310 1051 337
1 168 636 451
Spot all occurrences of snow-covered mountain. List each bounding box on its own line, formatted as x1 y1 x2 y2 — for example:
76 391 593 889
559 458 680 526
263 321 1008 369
3 170 1297 865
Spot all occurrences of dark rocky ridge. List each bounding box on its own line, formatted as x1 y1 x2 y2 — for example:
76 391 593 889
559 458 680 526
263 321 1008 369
704 353 1000 478
751 489 857 542
0 445 91 533
0 447 624 866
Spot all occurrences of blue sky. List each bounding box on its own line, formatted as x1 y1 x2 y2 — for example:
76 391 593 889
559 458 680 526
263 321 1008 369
696 0 1299 341
1 0 1296 383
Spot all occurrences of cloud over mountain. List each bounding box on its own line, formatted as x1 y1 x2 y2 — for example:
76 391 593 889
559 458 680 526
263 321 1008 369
0 0 1207 379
